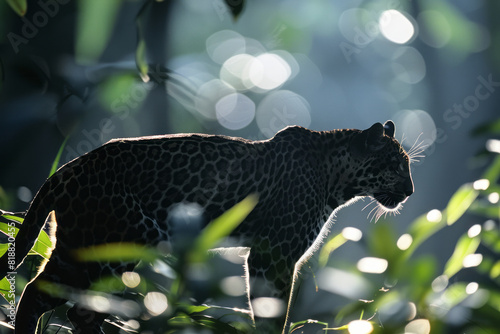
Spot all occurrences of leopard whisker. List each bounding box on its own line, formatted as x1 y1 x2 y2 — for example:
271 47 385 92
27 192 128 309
407 133 427 164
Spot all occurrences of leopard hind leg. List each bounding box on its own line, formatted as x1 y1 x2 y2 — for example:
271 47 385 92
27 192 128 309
14 259 71 334
65 261 137 334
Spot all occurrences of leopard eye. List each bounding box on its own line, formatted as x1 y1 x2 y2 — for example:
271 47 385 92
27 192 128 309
396 163 405 176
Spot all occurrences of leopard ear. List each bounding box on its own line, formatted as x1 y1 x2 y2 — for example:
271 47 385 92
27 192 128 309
383 120 395 138
350 122 386 158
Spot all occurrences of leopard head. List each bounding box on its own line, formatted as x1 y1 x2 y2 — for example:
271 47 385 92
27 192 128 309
348 121 414 212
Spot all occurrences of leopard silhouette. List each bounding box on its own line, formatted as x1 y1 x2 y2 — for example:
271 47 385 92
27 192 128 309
0 121 413 333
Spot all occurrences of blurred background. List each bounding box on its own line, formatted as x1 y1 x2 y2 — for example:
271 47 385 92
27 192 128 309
0 0 499 333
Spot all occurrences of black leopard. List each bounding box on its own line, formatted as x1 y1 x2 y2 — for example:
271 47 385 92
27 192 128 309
0 121 413 333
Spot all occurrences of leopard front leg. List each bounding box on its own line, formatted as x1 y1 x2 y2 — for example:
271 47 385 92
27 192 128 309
246 246 296 333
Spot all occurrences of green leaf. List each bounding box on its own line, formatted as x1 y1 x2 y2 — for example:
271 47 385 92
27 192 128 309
49 138 68 177
442 282 468 309
368 221 398 262
135 39 149 82
189 194 258 263
404 213 444 260
28 230 54 260
472 119 500 136
99 74 138 110
1 214 24 224
469 202 500 219
289 319 329 333
491 261 500 280
420 0 483 60
135 2 149 81
482 155 500 184
75 243 158 263
0 221 18 239
0 276 15 304
76 0 122 64
182 304 211 314
6 0 27 16
319 233 347 267
443 234 481 278
445 183 478 225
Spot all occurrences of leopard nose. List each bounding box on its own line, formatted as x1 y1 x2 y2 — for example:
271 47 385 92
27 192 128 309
404 178 414 196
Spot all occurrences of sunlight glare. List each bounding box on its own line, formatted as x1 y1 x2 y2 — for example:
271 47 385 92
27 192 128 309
251 297 285 318
379 10 415 44
89 295 110 313
397 233 413 250
122 271 141 288
487 192 499 204
426 209 442 223
249 53 291 90
405 318 431 334
357 257 388 274
144 292 168 316
473 179 490 191
463 253 483 268
467 224 481 238
342 227 363 241
215 92 255 130
486 139 500 153
220 276 246 297
348 320 373 334
466 282 479 295
431 275 448 292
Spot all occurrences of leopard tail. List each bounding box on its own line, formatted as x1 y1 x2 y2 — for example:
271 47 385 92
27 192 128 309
0 175 57 280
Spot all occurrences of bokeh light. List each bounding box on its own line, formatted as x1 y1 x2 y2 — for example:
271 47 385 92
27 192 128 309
394 109 435 152
487 192 499 204
379 10 416 44
348 320 373 334
465 282 479 295
431 275 449 293
220 54 255 91
256 90 311 138
195 79 235 120
463 253 483 268
486 139 500 153
318 267 371 299
426 209 442 222
251 297 285 318
88 295 111 313
220 276 246 297
206 30 246 64
397 233 413 250
357 257 388 274
122 271 141 288
144 292 169 316
342 227 363 241
391 47 426 84
405 318 431 334
215 93 255 130
467 224 481 238
249 53 291 90
473 179 489 191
